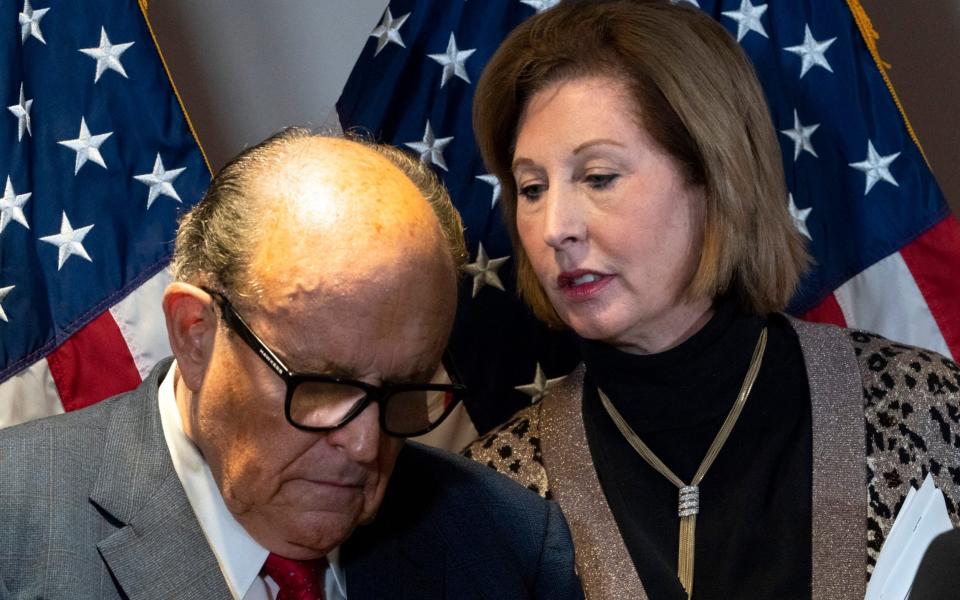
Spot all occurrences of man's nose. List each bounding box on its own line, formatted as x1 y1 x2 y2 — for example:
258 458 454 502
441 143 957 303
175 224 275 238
325 402 382 463
542 187 586 249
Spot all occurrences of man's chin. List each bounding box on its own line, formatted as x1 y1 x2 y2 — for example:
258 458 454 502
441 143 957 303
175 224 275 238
269 520 356 559
271 539 341 560
239 508 364 559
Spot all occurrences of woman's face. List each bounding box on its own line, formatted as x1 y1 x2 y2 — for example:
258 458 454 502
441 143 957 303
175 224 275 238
512 76 711 354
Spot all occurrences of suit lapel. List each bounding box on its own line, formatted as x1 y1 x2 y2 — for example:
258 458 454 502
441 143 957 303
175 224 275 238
539 365 648 600
345 533 444 599
396 544 445 598
90 359 232 600
392 514 448 598
343 445 446 599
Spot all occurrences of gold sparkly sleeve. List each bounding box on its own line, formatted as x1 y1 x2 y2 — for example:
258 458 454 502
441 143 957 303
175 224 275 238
849 329 960 567
461 403 553 499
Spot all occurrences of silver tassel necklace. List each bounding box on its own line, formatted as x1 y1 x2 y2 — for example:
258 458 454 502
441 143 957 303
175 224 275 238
598 327 768 599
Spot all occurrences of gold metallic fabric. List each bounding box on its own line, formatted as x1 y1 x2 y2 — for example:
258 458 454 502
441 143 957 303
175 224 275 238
540 365 648 600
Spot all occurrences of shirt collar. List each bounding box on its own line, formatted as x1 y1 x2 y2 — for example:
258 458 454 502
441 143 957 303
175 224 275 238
326 547 348 599
158 361 347 599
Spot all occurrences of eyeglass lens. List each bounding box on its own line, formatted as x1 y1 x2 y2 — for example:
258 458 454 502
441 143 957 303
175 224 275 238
289 381 367 428
290 382 456 435
382 389 453 434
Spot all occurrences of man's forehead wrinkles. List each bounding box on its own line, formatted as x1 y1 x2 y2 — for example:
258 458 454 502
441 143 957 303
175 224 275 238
221 135 457 393
252 308 438 377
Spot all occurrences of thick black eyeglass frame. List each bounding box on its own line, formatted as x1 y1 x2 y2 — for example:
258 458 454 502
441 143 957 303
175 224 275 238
202 287 468 437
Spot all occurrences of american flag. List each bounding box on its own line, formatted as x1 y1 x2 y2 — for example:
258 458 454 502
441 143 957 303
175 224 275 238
0 0 208 428
337 0 960 439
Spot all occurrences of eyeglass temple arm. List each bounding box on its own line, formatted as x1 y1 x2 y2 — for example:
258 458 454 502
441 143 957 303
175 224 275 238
441 349 467 388
212 290 294 381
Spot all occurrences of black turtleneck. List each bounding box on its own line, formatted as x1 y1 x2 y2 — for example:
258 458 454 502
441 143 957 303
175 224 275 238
581 301 812 599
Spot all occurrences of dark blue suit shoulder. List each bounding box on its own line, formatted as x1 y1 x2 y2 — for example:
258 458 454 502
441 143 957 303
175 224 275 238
394 441 552 517
345 442 582 599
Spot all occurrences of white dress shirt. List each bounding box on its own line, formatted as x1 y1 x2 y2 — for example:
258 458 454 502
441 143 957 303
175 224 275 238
158 362 348 600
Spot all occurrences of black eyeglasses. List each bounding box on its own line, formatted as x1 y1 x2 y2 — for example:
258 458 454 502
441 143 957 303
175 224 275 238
202 288 468 437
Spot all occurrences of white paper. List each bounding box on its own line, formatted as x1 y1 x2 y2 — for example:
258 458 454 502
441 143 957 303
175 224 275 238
865 474 955 600
871 483 923 594
887 485 918 542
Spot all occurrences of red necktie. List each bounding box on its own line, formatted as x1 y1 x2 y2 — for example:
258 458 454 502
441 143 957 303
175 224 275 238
262 553 328 600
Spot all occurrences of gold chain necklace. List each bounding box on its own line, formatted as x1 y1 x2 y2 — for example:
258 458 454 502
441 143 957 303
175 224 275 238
598 327 767 600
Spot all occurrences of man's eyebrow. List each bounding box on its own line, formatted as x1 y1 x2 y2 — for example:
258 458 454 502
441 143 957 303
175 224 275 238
318 363 364 379
281 353 359 379
389 369 440 386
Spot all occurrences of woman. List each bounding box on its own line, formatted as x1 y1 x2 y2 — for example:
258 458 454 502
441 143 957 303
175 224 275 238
463 1 960 599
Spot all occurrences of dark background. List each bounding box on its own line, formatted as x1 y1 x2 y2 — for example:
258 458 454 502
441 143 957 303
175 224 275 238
861 0 960 215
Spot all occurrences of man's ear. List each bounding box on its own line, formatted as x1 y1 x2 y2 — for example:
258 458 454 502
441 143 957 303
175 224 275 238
162 282 218 391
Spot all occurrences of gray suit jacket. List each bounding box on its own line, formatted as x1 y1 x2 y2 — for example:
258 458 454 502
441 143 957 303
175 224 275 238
0 358 582 600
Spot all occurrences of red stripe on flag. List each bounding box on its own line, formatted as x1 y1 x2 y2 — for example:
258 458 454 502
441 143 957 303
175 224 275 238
899 215 960 359
46 311 143 412
802 292 848 328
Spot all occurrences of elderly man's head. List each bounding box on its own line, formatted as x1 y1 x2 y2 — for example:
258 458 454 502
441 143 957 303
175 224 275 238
162 129 465 559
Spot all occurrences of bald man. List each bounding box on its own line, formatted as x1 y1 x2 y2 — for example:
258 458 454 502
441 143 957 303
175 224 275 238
0 130 582 600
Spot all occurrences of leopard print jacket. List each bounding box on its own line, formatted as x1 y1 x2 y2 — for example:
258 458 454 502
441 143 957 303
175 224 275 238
464 330 960 579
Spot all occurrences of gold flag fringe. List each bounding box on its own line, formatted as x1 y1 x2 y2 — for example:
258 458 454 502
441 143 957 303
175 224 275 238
845 0 931 169
136 0 212 174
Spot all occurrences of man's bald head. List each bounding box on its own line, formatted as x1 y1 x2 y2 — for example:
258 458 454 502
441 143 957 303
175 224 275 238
172 128 466 303
164 130 468 557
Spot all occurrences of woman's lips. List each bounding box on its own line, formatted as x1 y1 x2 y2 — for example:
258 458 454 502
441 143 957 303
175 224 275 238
557 270 613 300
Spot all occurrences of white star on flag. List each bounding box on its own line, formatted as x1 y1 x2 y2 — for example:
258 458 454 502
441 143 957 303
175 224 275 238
39 212 95 270
405 121 454 171
849 140 900 195
780 109 819 161
722 0 768 42
7 83 33 141
784 25 836 78
0 285 14 323
0 176 32 234
788 193 812 240
58 117 113 174
428 32 476 87
79 26 134 83
476 174 502 208
462 242 509 298
521 0 560 12
370 7 410 56
134 154 186 209
515 362 564 403
18 0 49 45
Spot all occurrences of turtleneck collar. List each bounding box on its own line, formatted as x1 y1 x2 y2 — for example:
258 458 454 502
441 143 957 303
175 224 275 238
580 297 766 433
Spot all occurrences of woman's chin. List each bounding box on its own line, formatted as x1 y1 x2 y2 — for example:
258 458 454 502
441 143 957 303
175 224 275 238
560 313 624 346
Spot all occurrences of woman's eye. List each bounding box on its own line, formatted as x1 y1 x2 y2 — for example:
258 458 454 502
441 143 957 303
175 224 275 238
585 173 619 189
518 183 546 201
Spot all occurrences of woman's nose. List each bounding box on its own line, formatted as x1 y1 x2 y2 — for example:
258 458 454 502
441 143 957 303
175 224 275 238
542 189 586 249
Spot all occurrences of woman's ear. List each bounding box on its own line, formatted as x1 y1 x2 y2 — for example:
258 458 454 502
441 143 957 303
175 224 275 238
162 282 217 391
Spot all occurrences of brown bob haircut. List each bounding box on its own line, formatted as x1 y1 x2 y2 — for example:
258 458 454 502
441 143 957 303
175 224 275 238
473 0 810 326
